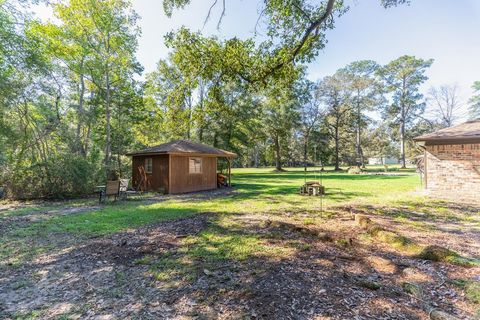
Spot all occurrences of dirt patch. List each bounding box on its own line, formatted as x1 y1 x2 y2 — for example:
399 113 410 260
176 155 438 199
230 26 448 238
0 214 211 319
366 255 398 274
1 201 479 319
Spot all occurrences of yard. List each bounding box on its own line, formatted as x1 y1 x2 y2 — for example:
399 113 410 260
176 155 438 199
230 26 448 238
1 167 479 319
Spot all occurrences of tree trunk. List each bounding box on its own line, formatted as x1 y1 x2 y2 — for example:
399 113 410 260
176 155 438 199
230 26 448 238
274 133 282 171
84 122 91 156
198 127 203 142
76 71 86 156
303 134 308 172
197 78 205 142
116 103 122 178
334 124 340 171
83 91 95 156
186 94 192 139
400 119 406 169
400 78 407 169
213 131 218 147
356 103 364 167
117 152 122 177
105 64 111 179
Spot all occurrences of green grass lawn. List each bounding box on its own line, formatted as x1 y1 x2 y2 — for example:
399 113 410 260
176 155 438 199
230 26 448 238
3 166 480 320
1 165 423 267
231 166 421 209
45 166 421 233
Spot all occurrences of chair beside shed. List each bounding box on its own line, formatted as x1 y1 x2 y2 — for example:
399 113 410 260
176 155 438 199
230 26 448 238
98 180 121 202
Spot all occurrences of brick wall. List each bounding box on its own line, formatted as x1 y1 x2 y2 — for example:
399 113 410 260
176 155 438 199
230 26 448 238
425 143 480 203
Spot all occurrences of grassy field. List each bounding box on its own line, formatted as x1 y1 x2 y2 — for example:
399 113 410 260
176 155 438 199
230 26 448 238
1 166 479 319
0 166 421 267
1 166 421 237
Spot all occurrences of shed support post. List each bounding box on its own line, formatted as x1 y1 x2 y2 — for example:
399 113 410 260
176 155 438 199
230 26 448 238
424 149 427 189
228 157 231 187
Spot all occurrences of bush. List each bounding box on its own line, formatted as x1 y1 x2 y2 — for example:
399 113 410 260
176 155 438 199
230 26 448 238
1 154 98 199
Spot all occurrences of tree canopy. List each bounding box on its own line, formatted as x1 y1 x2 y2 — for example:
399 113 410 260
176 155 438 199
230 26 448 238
0 0 447 199
469 81 480 120
161 0 410 85
377 55 433 168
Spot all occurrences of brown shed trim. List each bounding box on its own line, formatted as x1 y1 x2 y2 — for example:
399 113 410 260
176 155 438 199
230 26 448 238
129 152 231 158
424 149 427 189
126 140 237 158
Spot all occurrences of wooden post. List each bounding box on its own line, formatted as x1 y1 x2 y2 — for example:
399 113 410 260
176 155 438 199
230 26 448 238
228 157 231 187
424 149 428 189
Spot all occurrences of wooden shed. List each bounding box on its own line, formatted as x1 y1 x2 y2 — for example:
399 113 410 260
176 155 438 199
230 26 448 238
126 140 236 194
414 119 480 203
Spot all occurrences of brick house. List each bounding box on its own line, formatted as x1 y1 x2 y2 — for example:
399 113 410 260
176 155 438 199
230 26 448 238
414 119 480 203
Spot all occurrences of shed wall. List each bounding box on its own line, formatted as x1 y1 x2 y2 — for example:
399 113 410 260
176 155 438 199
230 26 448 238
132 154 169 192
169 155 217 194
425 143 480 203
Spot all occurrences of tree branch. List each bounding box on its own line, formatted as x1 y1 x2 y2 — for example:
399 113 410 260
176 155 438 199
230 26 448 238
202 0 226 30
203 0 219 27
262 0 336 79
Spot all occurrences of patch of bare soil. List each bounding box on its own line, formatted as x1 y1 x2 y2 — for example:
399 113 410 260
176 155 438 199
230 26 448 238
0 215 211 319
243 211 478 319
0 204 101 235
0 203 479 319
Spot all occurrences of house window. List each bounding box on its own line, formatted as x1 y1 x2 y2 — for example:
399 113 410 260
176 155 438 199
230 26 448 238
145 158 153 173
189 157 202 174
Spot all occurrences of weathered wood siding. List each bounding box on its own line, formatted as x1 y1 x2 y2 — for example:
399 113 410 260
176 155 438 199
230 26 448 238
169 155 217 194
132 154 169 192
425 143 480 203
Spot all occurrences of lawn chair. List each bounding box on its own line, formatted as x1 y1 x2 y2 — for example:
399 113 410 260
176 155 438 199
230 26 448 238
119 179 129 200
99 180 121 203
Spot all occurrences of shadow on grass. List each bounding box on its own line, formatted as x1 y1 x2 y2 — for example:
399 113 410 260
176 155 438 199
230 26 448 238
234 172 412 181
0 168 419 273
0 204 203 271
353 200 480 226
222 183 372 202
336 201 480 261
1 211 469 319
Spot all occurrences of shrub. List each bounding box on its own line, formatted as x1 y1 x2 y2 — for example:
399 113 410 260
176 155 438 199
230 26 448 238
1 154 98 199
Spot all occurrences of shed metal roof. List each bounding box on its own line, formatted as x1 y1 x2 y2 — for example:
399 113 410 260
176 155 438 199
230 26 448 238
413 119 480 144
126 140 237 157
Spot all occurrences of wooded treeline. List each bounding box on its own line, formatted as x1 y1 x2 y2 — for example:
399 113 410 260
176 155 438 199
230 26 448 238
0 0 478 199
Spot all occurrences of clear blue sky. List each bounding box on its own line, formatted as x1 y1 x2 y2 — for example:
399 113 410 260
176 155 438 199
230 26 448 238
35 0 480 119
